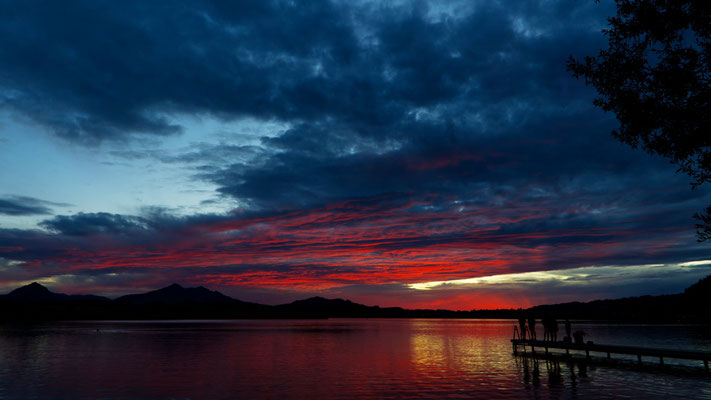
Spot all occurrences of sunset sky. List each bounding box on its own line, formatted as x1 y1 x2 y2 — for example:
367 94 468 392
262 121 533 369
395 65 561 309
1 0 709 310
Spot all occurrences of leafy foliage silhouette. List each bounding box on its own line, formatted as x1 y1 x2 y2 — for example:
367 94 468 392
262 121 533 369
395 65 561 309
568 0 711 240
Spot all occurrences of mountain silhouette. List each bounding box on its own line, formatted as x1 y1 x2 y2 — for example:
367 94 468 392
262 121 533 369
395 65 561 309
0 282 266 321
7 282 63 301
280 296 371 311
115 283 249 305
275 296 381 318
1 275 711 322
7 282 109 302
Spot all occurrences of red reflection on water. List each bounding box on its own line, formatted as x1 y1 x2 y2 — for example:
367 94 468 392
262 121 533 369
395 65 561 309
3 320 710 399
0 320 521 399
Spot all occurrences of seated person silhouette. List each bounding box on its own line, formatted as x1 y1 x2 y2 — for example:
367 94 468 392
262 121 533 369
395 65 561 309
573 330 586 345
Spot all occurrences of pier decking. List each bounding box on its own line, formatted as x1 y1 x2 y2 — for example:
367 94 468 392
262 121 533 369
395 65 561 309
511 338 711 372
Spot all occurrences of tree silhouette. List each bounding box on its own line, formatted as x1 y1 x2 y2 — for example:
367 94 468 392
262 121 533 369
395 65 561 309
568 0 711 241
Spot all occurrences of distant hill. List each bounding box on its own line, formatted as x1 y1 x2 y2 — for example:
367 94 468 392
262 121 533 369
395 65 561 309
525 275 711 323
283 296 365 310
115 283 250 305
0 282 267 321
684 274 711 298
275 296 377 317
1 275 710 322
6 282 110 303
527 294 687 322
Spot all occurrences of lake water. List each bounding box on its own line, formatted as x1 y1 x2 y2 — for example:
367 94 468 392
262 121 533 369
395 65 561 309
1 319 711 399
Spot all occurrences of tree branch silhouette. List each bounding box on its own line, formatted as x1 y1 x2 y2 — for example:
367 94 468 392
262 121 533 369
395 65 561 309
568 0 711 241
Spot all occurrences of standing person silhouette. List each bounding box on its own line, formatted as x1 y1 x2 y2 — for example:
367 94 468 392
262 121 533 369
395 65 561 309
518 316 527 340
549 317 558 342
528 316 536 340
565 319 572 341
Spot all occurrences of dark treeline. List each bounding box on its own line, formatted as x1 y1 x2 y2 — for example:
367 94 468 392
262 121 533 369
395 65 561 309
1 276 710 323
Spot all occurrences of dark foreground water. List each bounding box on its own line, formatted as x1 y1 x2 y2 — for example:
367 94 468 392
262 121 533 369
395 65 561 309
1 319 711 399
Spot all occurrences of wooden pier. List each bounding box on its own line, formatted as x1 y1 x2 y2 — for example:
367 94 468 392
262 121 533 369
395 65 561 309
511 338 711 372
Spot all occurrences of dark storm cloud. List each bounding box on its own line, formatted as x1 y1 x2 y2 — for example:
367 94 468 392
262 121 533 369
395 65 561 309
0 0 356 142
180 0 654 213
37 208 231 238
39 212 151 236
0 196 68 216
0 0 610 141
211 112 705 217
0 0 637 212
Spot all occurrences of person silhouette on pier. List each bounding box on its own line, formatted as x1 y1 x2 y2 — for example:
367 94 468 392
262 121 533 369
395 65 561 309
573 330 586 345
518 315 527 340
527 316 536 340
565 319 572 340
549 317 558 342
542 315 558 341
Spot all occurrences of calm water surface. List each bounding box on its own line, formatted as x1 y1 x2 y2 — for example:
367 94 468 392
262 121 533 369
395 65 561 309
1 319 711 399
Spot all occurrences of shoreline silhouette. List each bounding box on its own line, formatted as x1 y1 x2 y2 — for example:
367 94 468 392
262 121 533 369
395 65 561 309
1 276 709 322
